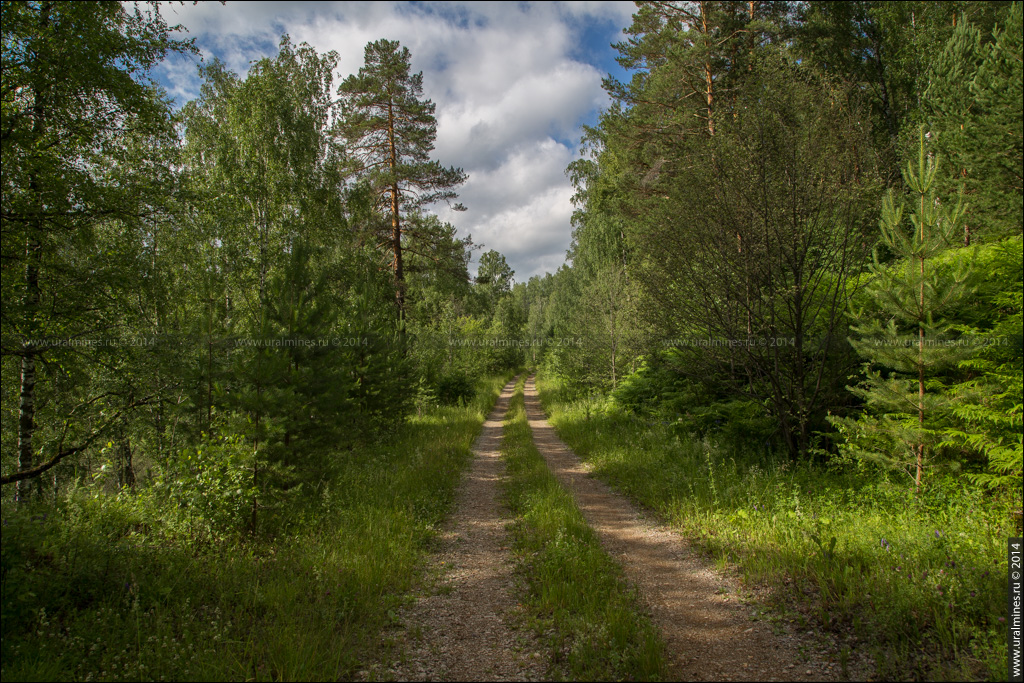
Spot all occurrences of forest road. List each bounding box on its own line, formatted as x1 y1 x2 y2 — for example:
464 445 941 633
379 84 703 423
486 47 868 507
381 377 547 682
522 374 845 682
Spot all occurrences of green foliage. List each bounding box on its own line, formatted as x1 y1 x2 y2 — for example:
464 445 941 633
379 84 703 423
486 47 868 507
172 38 415 524
148 435 259 537
1 376 510 681
435 372 475 406
1 0 195 494
611 354 778 448
501 380 667 680
944 238 1024 491
837 130 974 488
923 3 1023 242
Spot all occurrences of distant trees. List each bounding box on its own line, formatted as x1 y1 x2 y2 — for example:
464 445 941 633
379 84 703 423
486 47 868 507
921 3 1023 242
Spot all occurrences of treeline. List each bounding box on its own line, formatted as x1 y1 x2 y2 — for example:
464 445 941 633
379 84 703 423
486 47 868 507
0 3 524 527
526 0 1022 493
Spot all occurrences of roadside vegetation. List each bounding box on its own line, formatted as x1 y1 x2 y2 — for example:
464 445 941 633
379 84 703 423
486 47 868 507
538 374 1013 681
524 4 1021 680
0 375 510 682
3 6 525 680
500 378 667 681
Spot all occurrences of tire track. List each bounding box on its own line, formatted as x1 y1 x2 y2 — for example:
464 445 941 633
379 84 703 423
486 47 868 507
382 377 546 682
522 375 842 682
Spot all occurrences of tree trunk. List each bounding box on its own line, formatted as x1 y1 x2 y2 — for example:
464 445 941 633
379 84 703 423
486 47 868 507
17 3 52 502
917 187 926 491
387 101 405 320
700 2 715 136
118 431 135 490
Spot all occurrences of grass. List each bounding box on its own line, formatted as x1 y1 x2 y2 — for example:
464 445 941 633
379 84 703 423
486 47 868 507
500 376 668 681
537 373 1015 682
0 374 512 682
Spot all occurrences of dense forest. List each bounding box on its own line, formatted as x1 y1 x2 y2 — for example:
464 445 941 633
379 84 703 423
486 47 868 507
2 1 1021 681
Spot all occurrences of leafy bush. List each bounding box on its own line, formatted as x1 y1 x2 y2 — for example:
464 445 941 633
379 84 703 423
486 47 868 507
612 354 778 448
151 436 253 535
611 354 703 417
435 372 475 406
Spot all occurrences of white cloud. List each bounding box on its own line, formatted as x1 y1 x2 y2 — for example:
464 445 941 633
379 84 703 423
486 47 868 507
155 0 634 280
436 138 577 279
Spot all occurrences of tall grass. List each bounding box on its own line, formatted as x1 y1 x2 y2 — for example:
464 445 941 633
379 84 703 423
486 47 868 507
501 378 667 681
0 374 512 682
537 373 1013 681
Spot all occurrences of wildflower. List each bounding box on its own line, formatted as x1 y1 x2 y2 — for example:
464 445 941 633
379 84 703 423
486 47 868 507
934 530 941 538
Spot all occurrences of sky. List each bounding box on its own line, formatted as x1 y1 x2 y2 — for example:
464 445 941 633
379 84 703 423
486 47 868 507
154 0 637 282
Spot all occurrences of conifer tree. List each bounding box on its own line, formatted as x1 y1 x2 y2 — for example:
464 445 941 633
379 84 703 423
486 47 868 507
943 239 1023 491
836 130 973 490
922 3 1023 243
336 39 467 320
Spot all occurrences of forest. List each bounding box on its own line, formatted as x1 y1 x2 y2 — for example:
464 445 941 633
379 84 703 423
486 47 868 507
1 1 1021 681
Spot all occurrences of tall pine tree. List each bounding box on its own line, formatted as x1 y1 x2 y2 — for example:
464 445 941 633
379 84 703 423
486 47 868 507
335 39 466 321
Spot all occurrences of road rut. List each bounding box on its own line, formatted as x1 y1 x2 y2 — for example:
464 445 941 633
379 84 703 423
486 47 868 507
384 378 546 682
523 375 841 682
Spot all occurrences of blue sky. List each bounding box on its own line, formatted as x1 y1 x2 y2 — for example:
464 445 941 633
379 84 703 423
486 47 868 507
154 1 636 281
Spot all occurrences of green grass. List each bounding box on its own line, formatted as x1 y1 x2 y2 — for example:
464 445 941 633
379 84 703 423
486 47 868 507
537 373 1015 682
500 377 668 681
0 374 512 682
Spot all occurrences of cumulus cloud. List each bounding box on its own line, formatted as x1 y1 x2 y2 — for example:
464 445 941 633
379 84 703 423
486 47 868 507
155 1 634 280
436 138 576 276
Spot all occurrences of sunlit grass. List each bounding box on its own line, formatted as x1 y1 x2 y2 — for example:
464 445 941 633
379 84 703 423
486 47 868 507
0 373 512 682
501 377 667 681
537 373 1013 682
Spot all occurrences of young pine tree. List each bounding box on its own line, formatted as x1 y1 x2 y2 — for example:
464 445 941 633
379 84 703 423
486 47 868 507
835 130 973 491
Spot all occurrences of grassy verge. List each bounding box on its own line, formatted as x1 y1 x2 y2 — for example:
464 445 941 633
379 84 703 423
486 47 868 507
500 377 667 681
0 374 512 682
537 373 1013 682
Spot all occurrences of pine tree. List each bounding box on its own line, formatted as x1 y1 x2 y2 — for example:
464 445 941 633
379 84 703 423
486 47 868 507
922 3 1023 243
835 129 973 490
336 39 466 321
